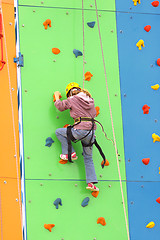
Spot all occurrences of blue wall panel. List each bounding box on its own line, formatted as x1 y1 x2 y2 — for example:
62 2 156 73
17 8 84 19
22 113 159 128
127 182 160 240
116 0 160 14
116 11 160 181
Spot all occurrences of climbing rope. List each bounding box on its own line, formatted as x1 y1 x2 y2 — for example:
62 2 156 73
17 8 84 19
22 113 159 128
82 0 85 89
0 6 5 71
94 1 130 239
1 3 22 229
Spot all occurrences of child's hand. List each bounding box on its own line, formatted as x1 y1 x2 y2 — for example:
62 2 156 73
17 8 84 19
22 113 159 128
53 91 62 102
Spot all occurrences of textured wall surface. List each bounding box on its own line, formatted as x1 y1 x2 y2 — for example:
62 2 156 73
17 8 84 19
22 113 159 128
18 0 129 239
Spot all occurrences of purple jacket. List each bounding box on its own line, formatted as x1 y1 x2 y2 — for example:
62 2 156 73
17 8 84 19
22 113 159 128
54 92 97 130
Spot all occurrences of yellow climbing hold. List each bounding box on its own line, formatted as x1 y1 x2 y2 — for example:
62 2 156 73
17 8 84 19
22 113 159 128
136 40 145 50
132 0 141 6
152 133 160 143
146 221 155 228
151 84 159 90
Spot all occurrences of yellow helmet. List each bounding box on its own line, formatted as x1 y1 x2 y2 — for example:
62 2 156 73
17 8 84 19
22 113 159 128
65 82 81 97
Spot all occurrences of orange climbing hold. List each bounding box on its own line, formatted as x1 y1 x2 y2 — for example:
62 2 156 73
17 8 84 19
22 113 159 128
152 1 159 7
97 217 106 226
63 124 70 128
101 159 109 166
92 191 99 198
156 197 160 203
84 71 93 81
44 224 55 232
59 159 68 164
53 94 62 102
142 158 150 165
52 48 61 55
43 19 51 29
95 106 100 116
157 58 160 66
144 25 151 32
142 105 150 114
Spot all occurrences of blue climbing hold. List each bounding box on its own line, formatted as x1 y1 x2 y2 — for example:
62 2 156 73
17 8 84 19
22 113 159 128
53 198 62 209
81 197 90 207
73 49 83 58
45 137 54 147
87 21 96 28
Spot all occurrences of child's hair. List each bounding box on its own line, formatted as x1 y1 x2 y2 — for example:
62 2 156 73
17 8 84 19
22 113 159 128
68 88 92 98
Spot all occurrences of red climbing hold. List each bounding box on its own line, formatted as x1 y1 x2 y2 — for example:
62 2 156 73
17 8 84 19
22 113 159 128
151 1 159 7
97 217 106 226
157 58 160 66
84 71 93 81
101 159 109 166
52 48 60 55
63 124 70 128
142 158 150 165
43 19 51 29
156 197 160 203
142 105 150 114
59 159 68 164
44 224 55 232
95 106 100 116
92 191 99 198
144 25 151 32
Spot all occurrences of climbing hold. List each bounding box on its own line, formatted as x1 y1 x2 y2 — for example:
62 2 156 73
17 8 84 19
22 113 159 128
157 58 160 66
142 105 150 114
97 217 106 226
52 48 60 55
95 106 100 117
132 0 141 6
59 159 68 164
84 71 93 81
53 94 62 102
142 158 150 165
146 222 155 228
81 197 90 207
151 84 159 90
53 198 62 209
156 197 160 203
63 124 70 128
73 49 83 58
45 137 54 147
101 159 109 166
92 191 99 198
144 25 151 32
43 19 51 30
152 133 160 142
44 224 55 232
152 1 159 7
136 40 145 50
87 21 96 28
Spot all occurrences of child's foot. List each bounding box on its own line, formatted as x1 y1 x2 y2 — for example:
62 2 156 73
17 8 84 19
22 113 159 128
86 183 99 192
60 152 78 161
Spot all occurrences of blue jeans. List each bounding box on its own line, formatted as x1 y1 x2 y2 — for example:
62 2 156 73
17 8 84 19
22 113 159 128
55 128 98 184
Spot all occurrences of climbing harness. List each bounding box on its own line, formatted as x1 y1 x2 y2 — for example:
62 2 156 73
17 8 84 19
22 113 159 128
67 117 115 168
0 7 6 71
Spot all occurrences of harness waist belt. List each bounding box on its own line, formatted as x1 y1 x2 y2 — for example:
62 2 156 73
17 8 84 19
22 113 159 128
74 117 94 123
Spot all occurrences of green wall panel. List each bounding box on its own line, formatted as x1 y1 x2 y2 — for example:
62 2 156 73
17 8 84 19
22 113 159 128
18 0 115 11
25 180 128 240
19 6 126 181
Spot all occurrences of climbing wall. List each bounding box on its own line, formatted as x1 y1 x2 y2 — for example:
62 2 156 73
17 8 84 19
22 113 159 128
17 0 129 239
116 0 160 239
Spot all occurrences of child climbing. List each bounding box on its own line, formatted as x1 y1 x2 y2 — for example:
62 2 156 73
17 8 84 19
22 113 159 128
54 82 99 191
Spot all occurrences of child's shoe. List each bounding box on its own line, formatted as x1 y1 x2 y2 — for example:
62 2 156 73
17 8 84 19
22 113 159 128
86 183 99 191
60 152 78 161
